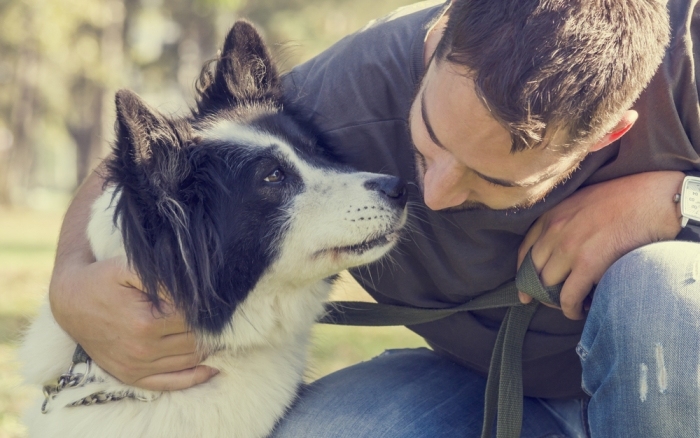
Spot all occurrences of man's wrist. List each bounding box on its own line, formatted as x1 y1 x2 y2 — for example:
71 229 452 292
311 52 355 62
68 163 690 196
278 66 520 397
675 170 700 242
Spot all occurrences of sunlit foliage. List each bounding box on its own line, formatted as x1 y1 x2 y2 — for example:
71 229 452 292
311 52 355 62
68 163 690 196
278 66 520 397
0 0 415 207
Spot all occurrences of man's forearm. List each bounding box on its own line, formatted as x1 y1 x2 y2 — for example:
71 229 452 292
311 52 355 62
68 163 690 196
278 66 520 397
49 167 105 321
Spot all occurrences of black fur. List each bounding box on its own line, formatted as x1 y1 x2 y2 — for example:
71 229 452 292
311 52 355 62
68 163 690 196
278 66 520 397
195 20 280 117
104 21 338 334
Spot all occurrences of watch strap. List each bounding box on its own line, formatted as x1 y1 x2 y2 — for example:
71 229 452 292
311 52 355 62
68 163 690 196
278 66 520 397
678 169 700 242
677 221 700 241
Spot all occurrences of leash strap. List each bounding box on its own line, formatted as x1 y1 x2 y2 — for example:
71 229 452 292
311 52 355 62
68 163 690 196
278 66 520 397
319 249 563 438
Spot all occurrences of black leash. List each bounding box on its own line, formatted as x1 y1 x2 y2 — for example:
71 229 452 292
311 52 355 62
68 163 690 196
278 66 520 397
319 249 563 438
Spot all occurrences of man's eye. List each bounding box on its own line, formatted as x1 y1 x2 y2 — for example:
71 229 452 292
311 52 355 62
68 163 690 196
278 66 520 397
264 169 285 183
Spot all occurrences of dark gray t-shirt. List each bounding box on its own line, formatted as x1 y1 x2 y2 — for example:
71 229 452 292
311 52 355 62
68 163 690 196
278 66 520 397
282 0 700 398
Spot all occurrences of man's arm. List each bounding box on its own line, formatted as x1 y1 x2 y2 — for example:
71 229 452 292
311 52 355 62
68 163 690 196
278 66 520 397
49 168 218 390
517 170 684 319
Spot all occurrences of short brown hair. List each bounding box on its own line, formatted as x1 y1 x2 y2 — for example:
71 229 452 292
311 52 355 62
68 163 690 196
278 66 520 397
435 0 670 152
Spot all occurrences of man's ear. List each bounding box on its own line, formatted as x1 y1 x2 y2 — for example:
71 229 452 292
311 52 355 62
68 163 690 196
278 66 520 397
195 20 279 115
588 110 638 152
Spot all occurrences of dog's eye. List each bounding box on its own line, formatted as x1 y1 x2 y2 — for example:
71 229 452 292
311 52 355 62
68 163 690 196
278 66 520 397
264 169 285 183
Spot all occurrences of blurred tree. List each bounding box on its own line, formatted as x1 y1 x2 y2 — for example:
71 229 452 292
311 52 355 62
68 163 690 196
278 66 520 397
0 1 39 204
0 0 126 203
0 0 415 207
68 0 128 183
240 0 417 70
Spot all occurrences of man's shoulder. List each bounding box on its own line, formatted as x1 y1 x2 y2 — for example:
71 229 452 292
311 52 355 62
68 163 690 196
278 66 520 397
358 0 445 35
281 1 445 133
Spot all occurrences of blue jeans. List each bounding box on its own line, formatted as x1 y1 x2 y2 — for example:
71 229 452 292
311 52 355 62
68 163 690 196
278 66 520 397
272 242 700 437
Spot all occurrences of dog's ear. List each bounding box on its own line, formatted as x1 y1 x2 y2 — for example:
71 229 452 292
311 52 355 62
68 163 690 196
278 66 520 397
195 20 279 115
114 89 184 169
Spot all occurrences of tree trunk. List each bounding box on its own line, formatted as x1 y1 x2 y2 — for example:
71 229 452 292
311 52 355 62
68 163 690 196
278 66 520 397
70 0 126 186
0 43 40 206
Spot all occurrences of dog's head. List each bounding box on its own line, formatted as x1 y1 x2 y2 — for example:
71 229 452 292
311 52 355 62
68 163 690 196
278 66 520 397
104 21 407 335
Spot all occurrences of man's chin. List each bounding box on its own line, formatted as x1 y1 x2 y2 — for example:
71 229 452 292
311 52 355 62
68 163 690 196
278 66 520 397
413 182 495 212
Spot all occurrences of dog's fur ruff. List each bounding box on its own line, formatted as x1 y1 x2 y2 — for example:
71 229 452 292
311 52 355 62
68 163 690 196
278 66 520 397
20 21 407 438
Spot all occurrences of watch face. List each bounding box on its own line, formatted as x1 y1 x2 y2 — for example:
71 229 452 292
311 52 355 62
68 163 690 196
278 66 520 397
682 177 700 221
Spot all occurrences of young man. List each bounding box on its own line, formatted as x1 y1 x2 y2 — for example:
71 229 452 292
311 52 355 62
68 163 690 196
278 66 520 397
49 0 700 436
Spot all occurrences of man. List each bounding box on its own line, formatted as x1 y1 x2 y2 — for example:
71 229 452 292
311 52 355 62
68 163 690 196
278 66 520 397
49 0 700 436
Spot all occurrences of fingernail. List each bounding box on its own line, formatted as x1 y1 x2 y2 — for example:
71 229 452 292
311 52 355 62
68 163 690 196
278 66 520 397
210 368 220 376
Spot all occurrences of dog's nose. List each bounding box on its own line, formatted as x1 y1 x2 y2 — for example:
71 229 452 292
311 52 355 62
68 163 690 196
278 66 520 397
364 176 407 209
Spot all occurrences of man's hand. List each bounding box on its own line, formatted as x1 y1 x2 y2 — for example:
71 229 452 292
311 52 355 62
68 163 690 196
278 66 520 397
48 169 217 391
517 171 684 320
50 256 218 390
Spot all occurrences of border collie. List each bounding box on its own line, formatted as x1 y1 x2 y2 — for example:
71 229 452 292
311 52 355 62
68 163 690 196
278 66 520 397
20 21 407 438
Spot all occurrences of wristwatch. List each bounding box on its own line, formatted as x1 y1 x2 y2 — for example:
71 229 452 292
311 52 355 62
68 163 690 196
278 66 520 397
678 172 700 241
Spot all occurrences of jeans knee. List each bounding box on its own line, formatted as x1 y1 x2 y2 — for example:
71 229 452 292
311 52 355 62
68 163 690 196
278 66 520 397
581 242 700 436
595 241 700 315
581 242 700 356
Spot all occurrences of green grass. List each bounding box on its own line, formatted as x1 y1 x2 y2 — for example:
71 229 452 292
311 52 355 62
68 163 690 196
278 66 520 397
0 208 60 438
0 207 426 437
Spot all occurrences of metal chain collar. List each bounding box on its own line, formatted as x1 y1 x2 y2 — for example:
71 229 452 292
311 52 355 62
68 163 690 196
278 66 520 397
41 358 160 414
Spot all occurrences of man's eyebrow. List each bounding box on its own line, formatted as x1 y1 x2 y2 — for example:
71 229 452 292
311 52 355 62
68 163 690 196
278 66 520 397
471 169 539 188
420 89 540 188
421 89 448 151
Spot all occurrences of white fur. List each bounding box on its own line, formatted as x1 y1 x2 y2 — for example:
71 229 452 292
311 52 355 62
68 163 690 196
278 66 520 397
206 121 285 151
20 127 406 438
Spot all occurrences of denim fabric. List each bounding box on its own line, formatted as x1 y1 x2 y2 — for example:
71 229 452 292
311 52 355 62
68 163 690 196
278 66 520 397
272 241 700 437
579 241 700 437
271 348 579 437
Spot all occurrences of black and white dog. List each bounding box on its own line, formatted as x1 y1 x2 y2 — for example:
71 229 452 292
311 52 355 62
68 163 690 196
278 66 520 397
20 21 406 438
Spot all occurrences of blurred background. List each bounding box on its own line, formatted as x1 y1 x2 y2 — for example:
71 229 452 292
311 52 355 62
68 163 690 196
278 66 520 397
0 0 428 435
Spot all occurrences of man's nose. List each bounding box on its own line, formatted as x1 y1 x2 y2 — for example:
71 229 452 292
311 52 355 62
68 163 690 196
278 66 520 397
422 169 470 211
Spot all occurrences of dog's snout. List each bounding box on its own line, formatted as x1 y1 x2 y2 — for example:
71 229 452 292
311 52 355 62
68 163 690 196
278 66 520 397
364 176 407 208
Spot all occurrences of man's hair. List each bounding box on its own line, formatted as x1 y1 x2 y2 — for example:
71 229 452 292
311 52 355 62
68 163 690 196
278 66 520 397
435 0 670 152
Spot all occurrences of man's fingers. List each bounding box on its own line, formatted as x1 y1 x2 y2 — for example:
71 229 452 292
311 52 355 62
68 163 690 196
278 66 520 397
147 351 207 374
518 245 569 306
559 273 595 320
518 291 533 304
517 220 547 304
106 351 207 385
157 332 199 357
518 219 545 268
143 306 190 337
132 366 219 391
538 251 572 289
120 336 200 366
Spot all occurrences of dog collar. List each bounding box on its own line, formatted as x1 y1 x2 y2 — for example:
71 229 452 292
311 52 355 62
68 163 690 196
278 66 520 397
41 345 159 414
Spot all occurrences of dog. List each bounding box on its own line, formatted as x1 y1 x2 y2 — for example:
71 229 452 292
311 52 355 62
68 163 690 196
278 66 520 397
20 21 407 438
